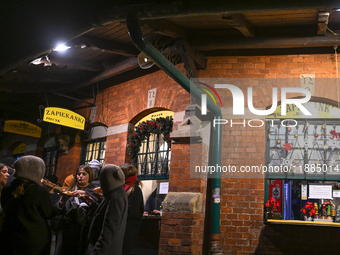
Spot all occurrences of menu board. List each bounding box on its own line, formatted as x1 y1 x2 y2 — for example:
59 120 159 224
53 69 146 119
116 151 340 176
308 185 332 199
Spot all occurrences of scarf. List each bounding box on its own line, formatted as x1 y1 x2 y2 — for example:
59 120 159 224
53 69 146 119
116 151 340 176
124 175 137 192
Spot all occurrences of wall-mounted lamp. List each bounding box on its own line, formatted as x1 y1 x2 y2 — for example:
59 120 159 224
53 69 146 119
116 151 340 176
137 53 154 69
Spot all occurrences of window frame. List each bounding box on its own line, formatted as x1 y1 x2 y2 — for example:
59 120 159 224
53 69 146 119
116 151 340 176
80 137 106 166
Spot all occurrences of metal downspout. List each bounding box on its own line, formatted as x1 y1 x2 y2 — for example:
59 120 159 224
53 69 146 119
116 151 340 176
126 15 223 251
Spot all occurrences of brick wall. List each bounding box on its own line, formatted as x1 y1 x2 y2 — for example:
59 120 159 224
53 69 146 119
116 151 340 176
199 54 337 254
159 143 207 255
75 64 190 169
56 142 81 184
67 54 339 254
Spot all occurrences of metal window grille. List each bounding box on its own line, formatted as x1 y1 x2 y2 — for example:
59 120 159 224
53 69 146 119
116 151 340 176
43 146 59 177
81 138 106 165
267 119 340 180
135 133 171 179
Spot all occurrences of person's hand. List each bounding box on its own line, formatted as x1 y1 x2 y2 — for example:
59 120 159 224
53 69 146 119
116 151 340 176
143 211 149 216
48 187 55 194
153 209 160 214
59 191 76 205
74 190 85 196
80 194 95 206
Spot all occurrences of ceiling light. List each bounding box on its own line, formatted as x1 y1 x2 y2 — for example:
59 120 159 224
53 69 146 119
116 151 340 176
53 44 71 52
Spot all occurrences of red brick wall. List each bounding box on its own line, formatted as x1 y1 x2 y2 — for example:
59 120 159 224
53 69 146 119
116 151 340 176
56 142 81 184
159 143 207 255
200 54 336 254
76 64 190 168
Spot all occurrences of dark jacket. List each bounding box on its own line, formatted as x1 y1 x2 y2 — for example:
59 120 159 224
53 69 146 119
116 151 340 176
86 164 128 255
55 182 97 255
123 182 144 255
0 179 56 255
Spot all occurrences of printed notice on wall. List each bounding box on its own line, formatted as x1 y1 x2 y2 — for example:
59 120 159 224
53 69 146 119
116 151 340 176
308 185 332 199
159 182 169 194
301 184 307 200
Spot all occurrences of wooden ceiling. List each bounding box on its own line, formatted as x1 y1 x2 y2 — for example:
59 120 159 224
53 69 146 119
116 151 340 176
1 0 340 123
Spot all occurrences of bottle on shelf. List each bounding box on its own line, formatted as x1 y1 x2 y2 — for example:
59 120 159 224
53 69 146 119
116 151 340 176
160 201 163 216
314 202 318 215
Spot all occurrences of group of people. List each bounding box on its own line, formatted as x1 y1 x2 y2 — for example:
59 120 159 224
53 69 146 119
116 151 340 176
0 156 144 255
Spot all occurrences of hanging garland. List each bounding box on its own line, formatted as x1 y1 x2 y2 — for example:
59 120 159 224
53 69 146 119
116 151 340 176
127 116 173 160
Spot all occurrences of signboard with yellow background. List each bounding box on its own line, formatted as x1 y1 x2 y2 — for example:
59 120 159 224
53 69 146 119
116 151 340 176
4 120 42 138
43 107 85 130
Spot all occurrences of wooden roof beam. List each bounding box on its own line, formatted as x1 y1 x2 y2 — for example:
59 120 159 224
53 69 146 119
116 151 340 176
72 36 140 57
192 34 340 51
222 14 255 38
48 55 104 72
75 57 139 89
141 20 186 38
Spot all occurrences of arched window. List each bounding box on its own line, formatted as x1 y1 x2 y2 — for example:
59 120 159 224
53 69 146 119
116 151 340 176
128 111 173 179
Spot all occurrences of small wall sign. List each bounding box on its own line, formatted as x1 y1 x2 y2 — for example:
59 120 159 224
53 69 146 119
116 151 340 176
147 88 157 109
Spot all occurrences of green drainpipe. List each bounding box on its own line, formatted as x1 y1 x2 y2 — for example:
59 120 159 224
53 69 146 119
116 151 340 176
126 14 222 247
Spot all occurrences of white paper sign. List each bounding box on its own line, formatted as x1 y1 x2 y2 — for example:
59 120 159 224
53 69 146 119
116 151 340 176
308 185 332 199
147 88 157 109
333 190 340 198
159 182 169 194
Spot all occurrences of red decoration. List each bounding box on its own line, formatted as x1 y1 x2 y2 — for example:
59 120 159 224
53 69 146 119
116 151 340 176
265 197 280 213
282 143 293 151
314 133 318 138
300 202 316 218
127 117 173 160
330 130 339 139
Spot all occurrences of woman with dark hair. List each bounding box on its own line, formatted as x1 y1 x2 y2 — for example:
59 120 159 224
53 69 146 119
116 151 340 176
120 163 144 255
0 156 56 255
55 165 97 255
0 163 9 229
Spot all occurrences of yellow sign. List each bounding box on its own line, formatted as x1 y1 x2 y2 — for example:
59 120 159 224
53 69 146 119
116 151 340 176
43 107 85 130
136 110 174 126
4 120 42 138
267 102 340 119
13 143 26 154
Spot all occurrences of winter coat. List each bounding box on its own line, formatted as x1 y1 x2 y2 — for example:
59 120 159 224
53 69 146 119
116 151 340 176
123 182 144 255
0 178 56 255
86 164 128 255
55 182 97 255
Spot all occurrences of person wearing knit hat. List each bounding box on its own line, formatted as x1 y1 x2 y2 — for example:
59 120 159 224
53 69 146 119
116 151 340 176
88 159 102 187
86 164 128 255
0 156 56 255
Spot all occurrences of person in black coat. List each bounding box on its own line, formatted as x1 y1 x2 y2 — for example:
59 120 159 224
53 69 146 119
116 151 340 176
120 163 144 255
86 164 128 255
0 156 56 255
55 165 97 255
